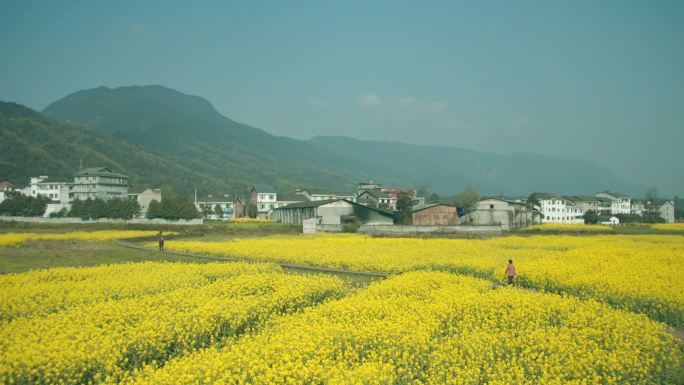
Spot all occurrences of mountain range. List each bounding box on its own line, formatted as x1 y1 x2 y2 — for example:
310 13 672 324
1 85 644 198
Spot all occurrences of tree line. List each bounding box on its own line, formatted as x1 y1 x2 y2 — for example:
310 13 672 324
0 195 199 220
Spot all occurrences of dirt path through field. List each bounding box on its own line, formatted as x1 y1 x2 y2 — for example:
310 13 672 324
115 241 388 279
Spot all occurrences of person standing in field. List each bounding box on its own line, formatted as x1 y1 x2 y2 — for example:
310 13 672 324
158 233 164 252
505 259 516 285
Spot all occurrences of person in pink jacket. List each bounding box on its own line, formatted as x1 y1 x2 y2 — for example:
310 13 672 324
505 259 516 286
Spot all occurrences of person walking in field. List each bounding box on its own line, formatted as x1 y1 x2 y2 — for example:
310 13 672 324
158 234 164 252
505 259 516 285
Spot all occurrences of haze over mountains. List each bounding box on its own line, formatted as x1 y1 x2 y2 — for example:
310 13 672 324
2 85 645 197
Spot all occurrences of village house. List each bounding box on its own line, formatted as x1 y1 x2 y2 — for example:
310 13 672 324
271 198 394 228
463 198 537 228
128 188 162 217
411 204 459 225
630 200 646 216
295 189 356 203
657 201 676 223
595 191 632 215
27 176 71 202
71 167 129 201
563 196 612 217
195 194 242 220
250 185 277 218
530 193 584 224
357 189 392 209
357 181 383 196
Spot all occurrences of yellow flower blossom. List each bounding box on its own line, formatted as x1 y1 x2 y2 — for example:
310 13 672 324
124 272 683 385
162 234 684 326
0 262 347 385
0 231 174 248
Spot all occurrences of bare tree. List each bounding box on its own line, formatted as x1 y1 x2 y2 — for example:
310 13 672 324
457 185 480 213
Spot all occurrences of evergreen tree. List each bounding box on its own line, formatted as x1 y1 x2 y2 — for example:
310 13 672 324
144 197 199 220
0 195 49 216
146 200 161 219
246 203 258 218
426 193 440 204
214 204 224 219
583 210 599 224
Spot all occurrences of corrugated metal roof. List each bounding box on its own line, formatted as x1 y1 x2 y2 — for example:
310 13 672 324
411 203 459 213
277 194 309 202
274 198 394 217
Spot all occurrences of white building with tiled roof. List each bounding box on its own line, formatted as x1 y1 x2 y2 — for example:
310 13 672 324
595 191 632 215
530 193 583 224
28 176 71 202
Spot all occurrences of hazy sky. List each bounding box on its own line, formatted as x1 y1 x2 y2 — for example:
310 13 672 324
1 1 683 194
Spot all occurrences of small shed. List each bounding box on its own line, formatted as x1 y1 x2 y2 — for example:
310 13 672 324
600 216 620 225
412 204 459 225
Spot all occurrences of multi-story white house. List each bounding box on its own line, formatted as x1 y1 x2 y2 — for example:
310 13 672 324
28 176 71 202
595 191 632 215
295 189 356 203
357 189 392 209
564 196 612 216
658 201 675 223
631 200 646 216
251 186 277 218
531 193 584 224
71 167 129 201
195 194 239 220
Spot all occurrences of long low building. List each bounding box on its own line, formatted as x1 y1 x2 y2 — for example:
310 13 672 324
412 204 459 225
271 199 393 225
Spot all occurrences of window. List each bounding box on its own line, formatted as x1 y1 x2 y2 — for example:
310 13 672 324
269 194 274 200
490 204 494 209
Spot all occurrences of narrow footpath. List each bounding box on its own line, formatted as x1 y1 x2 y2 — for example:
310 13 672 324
114 241 388 279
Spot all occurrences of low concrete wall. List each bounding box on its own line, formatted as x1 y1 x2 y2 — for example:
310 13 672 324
316 224 344 232
0 216 204 226
358 224 507 235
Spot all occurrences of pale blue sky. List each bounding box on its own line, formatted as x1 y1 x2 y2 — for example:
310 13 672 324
1 1 682 194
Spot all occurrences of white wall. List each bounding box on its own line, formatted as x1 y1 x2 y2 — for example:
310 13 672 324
659 202 675 223
539 199 583 224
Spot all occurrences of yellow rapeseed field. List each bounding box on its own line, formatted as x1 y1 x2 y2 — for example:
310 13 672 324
0 230 171 248
123 272 684 385
163 234 684 326
0 262 347 385
652 223 684 231
0 262 279 321
522 223 614 232
524 223 684 232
